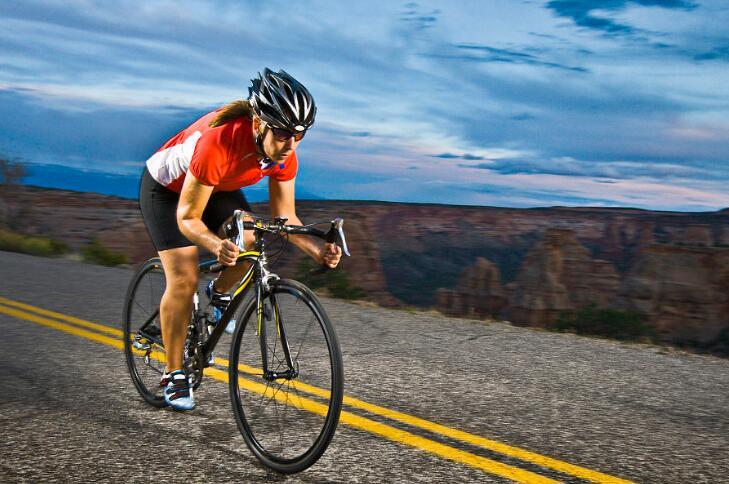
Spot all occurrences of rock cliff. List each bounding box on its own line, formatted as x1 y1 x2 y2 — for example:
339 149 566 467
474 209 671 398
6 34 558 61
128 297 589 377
621 245 729 344
4 185 729 345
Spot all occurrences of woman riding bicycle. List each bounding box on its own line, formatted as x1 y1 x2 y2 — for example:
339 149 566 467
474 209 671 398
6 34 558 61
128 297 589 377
139 68 342 410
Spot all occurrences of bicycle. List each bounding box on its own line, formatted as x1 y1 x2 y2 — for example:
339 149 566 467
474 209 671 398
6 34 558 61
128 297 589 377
122 210 350 473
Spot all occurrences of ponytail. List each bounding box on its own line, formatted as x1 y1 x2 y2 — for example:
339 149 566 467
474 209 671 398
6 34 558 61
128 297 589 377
208 100 253 128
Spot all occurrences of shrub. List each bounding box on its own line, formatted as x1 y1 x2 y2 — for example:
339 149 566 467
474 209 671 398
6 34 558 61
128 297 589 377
81 239 128 266
551 304 655 342
296 258 365 300
680 327 729 357
710 327 729 356
0 229 69 256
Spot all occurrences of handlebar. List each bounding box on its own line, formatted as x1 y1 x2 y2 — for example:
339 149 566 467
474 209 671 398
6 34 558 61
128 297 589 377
207 211 350 273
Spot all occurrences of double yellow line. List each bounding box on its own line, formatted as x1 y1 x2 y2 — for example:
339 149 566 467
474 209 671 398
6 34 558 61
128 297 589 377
0 295 631 483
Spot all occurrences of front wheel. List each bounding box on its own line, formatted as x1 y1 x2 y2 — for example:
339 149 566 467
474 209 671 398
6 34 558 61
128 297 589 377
229 279 344 473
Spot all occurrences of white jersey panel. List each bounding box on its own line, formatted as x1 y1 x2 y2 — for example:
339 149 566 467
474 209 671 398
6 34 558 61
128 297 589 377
145 130 203 186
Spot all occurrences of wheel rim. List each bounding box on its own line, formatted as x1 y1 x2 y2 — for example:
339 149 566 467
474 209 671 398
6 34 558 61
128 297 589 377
231 285 340 464
124 261 167 403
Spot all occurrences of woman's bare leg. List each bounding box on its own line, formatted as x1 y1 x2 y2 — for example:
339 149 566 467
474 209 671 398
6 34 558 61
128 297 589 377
211 216 256 293
158 246 199 372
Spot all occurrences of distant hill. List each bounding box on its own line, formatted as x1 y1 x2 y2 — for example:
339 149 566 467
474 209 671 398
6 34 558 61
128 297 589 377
19 163 324 201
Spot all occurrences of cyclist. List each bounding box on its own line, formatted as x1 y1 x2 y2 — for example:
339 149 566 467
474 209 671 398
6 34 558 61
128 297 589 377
138 68 342 410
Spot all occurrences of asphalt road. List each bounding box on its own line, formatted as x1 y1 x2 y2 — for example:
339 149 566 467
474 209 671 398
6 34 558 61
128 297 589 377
1 250 728 483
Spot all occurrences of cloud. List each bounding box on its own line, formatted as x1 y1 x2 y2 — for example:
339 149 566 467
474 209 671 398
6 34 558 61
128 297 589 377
399 2 441 31
440 43 589 72
458 157 720 181
511 113 536 121
433 153 485 161
694 46 729 61
545 0 697 36
417 48 729 173
465 182 627 207
0 87 206 173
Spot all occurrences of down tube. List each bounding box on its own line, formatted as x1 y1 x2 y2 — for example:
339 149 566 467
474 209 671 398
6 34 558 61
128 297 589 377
202 256 257 355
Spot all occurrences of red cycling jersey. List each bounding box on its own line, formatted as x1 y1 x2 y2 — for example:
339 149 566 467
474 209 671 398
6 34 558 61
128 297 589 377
145 109 297 193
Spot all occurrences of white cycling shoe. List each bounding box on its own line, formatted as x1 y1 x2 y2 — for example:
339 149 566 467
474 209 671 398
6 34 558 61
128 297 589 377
163 370 195 411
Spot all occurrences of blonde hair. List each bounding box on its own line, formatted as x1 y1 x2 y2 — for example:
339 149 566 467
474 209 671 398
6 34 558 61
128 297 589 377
208 99 253 128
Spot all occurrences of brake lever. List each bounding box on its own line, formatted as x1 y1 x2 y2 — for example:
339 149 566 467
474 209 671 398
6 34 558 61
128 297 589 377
209 210 248 273
234 209 248 250
309 218 351 276
332 218 351 257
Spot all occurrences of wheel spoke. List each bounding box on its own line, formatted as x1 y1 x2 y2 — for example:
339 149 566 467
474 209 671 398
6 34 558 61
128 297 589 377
132 298 151 319
294 314 316 362
289 380 307 410
229 282 343 471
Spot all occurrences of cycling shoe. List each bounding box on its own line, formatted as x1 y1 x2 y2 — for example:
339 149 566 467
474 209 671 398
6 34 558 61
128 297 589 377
163 370 195 411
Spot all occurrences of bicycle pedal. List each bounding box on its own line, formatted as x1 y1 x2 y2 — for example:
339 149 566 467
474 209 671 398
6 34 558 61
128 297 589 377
133 338 151 351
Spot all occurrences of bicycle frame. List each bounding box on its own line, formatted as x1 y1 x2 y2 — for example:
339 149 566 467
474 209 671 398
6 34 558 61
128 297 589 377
134 210 347 385
197 231 296 380
197 251 258 360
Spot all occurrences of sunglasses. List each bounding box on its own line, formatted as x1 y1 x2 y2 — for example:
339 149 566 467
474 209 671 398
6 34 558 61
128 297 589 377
270 126 306 142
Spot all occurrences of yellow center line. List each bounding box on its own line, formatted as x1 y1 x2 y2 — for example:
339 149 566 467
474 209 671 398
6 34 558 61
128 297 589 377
0 302 126 349
205 367 557 484
0 295 122 337
0 301 556 484
0 295 634 484
217 359 630 484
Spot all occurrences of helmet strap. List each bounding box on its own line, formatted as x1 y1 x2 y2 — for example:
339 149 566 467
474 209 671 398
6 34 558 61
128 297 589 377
254 123 274 166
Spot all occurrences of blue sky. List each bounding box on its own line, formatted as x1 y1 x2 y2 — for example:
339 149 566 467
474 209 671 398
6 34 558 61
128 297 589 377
1 1 728 210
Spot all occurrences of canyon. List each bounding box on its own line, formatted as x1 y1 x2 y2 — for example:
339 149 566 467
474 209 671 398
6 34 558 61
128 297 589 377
3 185 728 347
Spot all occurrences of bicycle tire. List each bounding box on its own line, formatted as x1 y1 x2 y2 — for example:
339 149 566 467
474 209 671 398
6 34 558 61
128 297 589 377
123 257 168 408
228 279 344 473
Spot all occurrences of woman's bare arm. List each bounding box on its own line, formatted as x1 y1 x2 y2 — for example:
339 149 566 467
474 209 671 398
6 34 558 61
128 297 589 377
177 173 238 265
269 177 341 268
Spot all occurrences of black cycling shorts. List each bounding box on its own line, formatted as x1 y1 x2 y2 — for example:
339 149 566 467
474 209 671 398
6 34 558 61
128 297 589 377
139 167 252 251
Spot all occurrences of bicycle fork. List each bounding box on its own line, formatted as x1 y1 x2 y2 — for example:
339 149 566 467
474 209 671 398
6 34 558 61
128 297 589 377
257 284 298 382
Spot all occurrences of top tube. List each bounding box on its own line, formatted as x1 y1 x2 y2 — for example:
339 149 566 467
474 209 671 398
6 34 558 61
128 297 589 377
198 251 261 274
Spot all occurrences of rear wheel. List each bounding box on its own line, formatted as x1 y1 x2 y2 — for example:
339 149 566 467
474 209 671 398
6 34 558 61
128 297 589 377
123 258 168 407
229 279 344 473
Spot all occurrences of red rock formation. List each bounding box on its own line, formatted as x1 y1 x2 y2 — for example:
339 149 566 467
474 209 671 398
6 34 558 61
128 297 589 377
438 227 729 344
621 245 729 344
506 228 620 326
436 257 508 318
661 224 714 247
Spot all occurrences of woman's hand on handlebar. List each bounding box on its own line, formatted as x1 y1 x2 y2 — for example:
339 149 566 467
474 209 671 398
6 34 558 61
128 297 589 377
319 243 342 269
216 238 239 266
